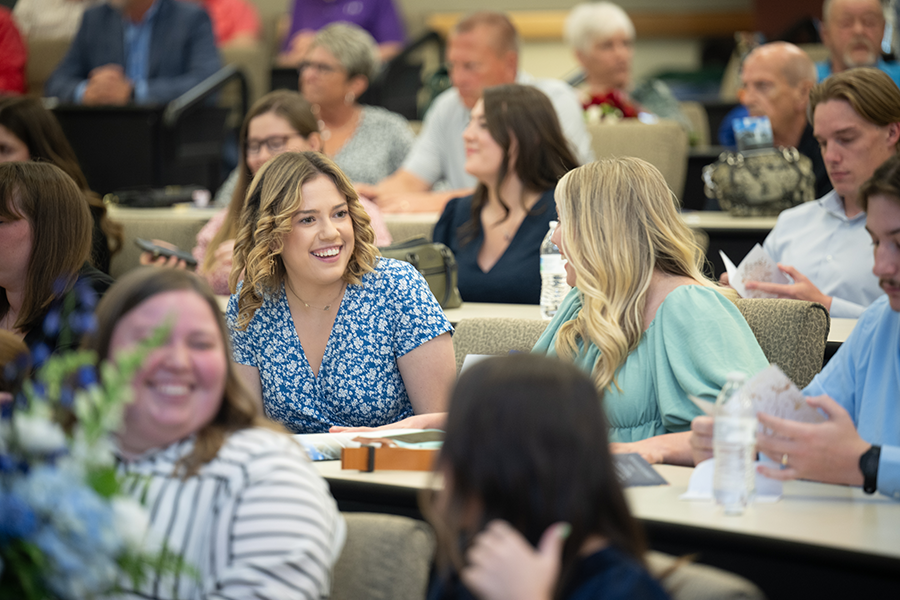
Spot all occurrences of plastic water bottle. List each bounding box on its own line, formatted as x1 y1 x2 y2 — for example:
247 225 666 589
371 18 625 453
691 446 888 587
713 372 756 515
540 221 571 320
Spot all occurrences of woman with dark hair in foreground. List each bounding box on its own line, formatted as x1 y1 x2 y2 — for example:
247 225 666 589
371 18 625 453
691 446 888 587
427 353 668 600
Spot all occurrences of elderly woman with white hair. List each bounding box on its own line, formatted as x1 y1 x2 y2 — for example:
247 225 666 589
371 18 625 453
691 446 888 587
564 1 688 127
298 21 414 184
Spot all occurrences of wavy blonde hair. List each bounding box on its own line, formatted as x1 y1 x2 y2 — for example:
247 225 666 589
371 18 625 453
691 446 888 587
554 157 720 391
230 151 378 330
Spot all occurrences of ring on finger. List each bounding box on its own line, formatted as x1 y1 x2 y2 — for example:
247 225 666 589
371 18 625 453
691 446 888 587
781 453 789 467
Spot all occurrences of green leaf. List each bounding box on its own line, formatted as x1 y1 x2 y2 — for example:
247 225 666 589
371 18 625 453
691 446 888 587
87 466 121 498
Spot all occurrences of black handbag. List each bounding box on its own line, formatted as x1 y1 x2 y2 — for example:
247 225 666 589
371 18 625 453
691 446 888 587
380 236 463 308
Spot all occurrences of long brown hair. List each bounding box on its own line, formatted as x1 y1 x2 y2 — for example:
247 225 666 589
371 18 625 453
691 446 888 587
461 84 578 244
0 96 123 262
0 162 92 334
83 267 275 476
206 91 319 274
426 354 646 599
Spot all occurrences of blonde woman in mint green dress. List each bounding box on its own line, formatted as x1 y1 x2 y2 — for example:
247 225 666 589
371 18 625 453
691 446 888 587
533 157 768 465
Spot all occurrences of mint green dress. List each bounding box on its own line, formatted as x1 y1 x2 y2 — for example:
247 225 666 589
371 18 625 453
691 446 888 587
533 285 769 442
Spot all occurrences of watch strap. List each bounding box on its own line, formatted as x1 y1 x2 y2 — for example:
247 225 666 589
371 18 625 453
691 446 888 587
859 445 881 494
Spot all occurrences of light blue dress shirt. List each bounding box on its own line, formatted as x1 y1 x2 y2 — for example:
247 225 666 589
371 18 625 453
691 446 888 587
805 295 900 499
816 58 900 87
74 0 160 103
763 190 883 318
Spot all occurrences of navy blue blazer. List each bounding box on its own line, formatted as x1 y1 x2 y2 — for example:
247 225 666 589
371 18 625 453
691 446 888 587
45 0 220 104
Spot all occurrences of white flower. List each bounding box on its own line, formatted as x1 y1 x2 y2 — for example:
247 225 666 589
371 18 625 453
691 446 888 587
111 496 150 551
14 414 67 454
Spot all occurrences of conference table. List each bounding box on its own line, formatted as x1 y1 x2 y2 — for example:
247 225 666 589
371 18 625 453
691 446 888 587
317 461 900 599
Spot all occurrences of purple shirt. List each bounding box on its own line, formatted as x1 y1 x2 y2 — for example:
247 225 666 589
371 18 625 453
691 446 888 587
283 0 405 50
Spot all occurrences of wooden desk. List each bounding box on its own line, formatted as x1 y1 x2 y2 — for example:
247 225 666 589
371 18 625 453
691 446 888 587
316 461 900 599
443 302 541 324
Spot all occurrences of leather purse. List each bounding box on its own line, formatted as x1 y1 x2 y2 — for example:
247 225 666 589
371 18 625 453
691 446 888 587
380 236 463 309
702 147 815 216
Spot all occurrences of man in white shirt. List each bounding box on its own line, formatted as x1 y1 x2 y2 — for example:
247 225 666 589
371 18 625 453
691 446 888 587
357 11 593 212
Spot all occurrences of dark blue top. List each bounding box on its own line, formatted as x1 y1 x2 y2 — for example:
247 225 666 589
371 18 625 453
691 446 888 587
432 188 556 304
428 546 670 600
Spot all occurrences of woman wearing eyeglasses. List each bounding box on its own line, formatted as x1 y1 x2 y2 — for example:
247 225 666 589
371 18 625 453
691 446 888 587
298 22 414 185
141 89 392 295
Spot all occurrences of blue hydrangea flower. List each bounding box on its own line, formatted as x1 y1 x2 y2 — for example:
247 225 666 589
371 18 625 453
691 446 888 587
0 491 38 542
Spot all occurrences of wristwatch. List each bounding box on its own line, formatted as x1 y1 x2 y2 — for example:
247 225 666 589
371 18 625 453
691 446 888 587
859 445 881 494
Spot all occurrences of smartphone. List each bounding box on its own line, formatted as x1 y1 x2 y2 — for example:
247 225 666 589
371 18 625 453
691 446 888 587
135 238 198 267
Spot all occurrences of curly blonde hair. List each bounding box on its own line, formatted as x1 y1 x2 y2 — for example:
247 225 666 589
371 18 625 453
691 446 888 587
230 151 378 330
554 157 721 391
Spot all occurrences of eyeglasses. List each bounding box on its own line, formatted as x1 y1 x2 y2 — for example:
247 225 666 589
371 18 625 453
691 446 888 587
245 133 304 156
297 60 344 76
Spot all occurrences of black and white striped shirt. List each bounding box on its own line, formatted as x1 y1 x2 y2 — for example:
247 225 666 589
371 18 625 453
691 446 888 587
116 427 345 599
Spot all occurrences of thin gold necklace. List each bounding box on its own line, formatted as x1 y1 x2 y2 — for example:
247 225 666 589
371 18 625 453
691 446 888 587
286 279 346 311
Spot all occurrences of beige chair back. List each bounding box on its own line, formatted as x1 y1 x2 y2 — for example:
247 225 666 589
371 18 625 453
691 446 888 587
735 299 829 388
679 100 710 147
587 119 689 199
26 36 72 97
647 551 766 600
331 512 435 600
383 215 436 245
220 42 270 107
453 317 549 372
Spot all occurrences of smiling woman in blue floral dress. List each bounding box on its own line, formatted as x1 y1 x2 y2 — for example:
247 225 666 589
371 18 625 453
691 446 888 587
227 151 455 433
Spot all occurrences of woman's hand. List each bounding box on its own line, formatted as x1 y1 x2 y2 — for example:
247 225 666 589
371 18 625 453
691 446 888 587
461 520 569 600
610 431 695 466
328 412 447 433
138 240 188 270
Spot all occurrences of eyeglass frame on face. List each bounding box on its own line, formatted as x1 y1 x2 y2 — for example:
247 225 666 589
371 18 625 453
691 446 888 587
245 133 306 156
297 60 345 77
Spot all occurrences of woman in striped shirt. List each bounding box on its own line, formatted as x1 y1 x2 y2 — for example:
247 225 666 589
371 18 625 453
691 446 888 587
85 267 345 599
